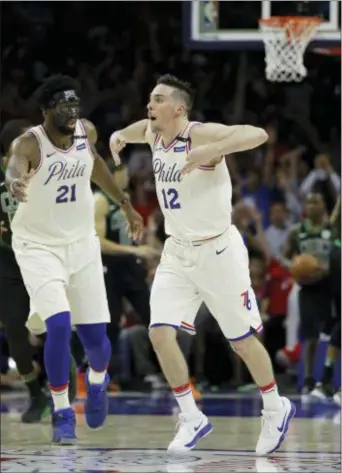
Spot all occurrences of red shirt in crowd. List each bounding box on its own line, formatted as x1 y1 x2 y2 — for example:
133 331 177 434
265 258 293 316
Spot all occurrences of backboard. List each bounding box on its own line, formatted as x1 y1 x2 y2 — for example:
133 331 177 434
183 1 341 49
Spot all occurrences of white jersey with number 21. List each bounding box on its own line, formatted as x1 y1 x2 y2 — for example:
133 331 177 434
11 120 95 245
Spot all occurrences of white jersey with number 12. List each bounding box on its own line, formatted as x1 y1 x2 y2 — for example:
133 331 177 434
151 122 232 241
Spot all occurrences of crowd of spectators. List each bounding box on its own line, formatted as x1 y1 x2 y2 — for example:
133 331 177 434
1 2 340 391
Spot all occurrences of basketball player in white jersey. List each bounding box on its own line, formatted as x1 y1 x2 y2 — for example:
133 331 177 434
5 75 143 444
110 74 295 455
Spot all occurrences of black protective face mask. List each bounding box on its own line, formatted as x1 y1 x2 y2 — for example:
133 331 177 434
48 90 81 135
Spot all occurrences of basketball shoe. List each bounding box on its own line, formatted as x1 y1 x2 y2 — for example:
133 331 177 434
311 382 334 401
52 407 76 444
333 389 341 406
256 397 296 456
167 411 213 452
84 369 110 429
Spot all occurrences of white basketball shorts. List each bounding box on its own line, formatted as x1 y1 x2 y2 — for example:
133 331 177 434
12 234 110 333
150 225 262 341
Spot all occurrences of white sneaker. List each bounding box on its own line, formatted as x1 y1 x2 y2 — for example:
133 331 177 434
256 397 296 456
311 383 330 402
167 412 213 452
333 390 341 406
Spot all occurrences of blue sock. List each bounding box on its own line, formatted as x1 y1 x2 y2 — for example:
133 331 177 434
76 323 111 372
44 312 72 390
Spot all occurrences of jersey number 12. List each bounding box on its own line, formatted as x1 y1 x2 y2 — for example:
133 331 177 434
56 184 77 204
161 188 181 209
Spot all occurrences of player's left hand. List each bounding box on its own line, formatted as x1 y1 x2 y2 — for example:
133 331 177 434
110 132 127 166
181 145 212 175
122 203 144 242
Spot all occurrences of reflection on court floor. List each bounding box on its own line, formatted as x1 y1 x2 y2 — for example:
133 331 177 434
1 392 340 472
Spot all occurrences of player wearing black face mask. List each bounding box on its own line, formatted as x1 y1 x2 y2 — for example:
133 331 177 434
35 74 83 142
0 114 78 424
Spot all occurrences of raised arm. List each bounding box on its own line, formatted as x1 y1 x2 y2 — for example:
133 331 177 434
5 133 40 202
109 119 155 165
190 123 268 153
183 123 268 174
111 119 151 144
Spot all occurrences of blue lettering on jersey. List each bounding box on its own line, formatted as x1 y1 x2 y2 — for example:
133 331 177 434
76 143 86 151
44 160 87 185
174 145 186 152
153 158 182 183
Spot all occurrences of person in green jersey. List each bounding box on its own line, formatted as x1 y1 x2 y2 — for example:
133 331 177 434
283 192 339 400
94 165 160 384
311 197 341 405
0 119 77 422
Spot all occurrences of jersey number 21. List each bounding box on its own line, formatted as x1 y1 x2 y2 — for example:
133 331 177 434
56 184 76 204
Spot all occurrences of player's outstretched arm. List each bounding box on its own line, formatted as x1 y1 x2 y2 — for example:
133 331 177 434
83 119 144 241
5 134 40 202
94 192 159 258
94 192 137 255
109 119 154 165
182 123 268 174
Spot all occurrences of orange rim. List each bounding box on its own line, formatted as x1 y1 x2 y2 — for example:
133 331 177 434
259 16 322 44
259 16 322 29
260 16 322 40
312 47 341 56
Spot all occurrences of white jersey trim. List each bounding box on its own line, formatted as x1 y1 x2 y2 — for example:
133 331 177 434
154 122 190 153
39 125 77 154
79 120 95 160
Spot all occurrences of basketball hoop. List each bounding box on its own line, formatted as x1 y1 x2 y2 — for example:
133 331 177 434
259 16 322 82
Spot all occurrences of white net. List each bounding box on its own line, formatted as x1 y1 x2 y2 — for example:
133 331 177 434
259 17 321 82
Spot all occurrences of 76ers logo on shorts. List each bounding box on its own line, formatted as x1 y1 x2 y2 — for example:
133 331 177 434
241 289 252 311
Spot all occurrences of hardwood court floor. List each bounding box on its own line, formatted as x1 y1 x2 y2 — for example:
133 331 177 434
1 392 340 472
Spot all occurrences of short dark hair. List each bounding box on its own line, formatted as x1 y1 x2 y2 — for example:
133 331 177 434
0 119 32 156
35 74 80 109
157 74 194 111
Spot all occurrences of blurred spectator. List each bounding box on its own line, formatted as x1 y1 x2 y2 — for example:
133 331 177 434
233 202 270 262
300 153 341 212
93 165 160 385
265 202 291 260
262 259 293 369
116 305 164 390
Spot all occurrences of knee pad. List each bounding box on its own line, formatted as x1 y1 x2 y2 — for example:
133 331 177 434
76 323 107 350
45 311 72 340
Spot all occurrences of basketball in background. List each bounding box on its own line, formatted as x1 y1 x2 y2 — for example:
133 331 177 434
290 253 321 280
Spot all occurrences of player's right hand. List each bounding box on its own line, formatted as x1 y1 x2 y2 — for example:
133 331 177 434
9 169 34 202
109 132 127 166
